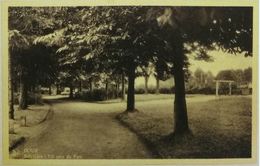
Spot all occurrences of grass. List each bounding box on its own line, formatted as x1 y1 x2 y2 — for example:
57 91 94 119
117 96 252 158
94 94 205 104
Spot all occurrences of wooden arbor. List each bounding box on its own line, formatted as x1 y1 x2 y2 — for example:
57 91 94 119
214 80 234 96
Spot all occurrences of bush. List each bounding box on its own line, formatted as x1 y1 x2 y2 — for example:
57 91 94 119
159 87 175 94
148 88 156 94
186 87 215 94
79 89 119 101
13 92 42 105
135 88 145 94
27 92 43 104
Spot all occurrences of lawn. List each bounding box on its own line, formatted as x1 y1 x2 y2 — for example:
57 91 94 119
117 96 252 158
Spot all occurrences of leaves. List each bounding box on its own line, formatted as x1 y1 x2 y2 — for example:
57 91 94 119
33 28 66 47
9 30 30 52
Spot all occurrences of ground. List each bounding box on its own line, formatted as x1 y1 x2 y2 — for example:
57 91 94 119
118 95 252 158
9 104 51 153
10 94 252 159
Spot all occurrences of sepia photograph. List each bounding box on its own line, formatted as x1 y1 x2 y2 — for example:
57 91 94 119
1 3 258 165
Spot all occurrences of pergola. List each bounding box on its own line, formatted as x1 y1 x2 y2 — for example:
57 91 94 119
214 80 234 96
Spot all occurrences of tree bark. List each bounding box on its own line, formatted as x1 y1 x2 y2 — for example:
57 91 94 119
105 81 108 100
69 84 73 98
79 80 82 92
126 65 136 112
89 78 93 92
56 84 60 94
121 73 125 100
116 80 119 98
19 74 28 110
8 52 14 119
156 77 160 95
48 85 52 95
172 35 190 135
144 75 149 94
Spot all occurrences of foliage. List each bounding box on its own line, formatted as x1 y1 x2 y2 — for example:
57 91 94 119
216 67 252 84
78 89 118 101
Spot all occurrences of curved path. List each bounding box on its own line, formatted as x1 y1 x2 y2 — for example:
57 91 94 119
20 99 152 159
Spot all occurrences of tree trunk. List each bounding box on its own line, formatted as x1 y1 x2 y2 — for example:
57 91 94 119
79 80 82 92
56 84 60 94
89 78 93 92
69 84 73 98
144 75 149 94
105 81 108 100
116 80 119 98
156 77 160 95
121 73 125 100
126 65 136 112
172 35 190 135
8 52 14 119
19 74 28 110
48 85 52 95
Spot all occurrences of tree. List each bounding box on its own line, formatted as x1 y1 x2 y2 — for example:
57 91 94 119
62 7 168 111
149 7 252 136
140 64 154 94
9 7 65 109
243 67 252 82
8 30 29 118
194 68 206 88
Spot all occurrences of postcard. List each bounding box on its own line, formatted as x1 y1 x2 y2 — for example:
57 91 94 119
1 0 258 165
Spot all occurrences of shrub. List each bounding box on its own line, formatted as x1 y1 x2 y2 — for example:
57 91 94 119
27 92 43 104
13 92 42 105
135 88 145 94
159 87 175 94
148 88 156 94
79 89 119 101
186 87 215 94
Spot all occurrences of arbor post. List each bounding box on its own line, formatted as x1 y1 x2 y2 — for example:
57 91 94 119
216 81 219 96
229 82 232 95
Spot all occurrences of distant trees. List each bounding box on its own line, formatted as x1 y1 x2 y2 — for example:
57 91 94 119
186 68 215 92
216 67 252 84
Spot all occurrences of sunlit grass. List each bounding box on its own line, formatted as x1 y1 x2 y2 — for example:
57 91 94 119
117 96 252 158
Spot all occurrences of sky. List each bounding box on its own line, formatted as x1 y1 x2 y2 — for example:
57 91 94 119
189 50 252 76
135 50 252 87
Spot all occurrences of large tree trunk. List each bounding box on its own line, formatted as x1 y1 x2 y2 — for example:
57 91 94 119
116 79 119 98
121 73 125 100
8 52 14 119
89 78 93 92
69 84 73 99
172 35 190 135
48 85 52 95
144 75 149 94
105 81 109 100
156 77 160 95
79 80 82 92
56 84 60 94
126 65 136 112
19 74 28 110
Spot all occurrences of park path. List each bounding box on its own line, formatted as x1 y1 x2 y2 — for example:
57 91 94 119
19 99 152 159
16 94 219 159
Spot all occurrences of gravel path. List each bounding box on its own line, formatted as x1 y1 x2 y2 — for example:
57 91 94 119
19 99 152 159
